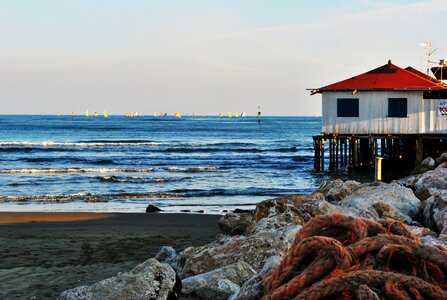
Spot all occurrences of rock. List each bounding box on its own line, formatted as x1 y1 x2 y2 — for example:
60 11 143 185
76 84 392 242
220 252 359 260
340 182 420 219
421 156 436 168
181 261 256 298
421 235 447 249
421 190 447 233
57 258 177 300
411 156 436 175
155 246 177 270
249 193 361 238
176 230 289 278
218 213 256 236
393 174 422 190
414 168 447 200
435 152 447 166
233 208 254 214
195 278 240 300
146 204 162 213
436 162 447 170
370 201 408 222
408 226 437 238
317 179 361 201
231 256 281 300
254 193 343 223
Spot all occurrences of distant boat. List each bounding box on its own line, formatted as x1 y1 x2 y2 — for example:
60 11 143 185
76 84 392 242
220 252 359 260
85 110 90 117
235 112 239 118
174 112 181 118
241 112 246 117
103 111 108 118
228 112 232 118
94 111 98 117
218 112 223 117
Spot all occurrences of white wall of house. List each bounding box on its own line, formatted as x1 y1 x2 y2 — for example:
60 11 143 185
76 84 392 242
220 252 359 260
322 90 447 134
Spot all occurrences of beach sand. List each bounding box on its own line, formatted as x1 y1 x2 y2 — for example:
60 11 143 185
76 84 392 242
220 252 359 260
0 212 220 299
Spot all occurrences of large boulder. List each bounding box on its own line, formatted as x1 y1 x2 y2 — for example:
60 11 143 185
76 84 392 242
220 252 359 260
218 213 256 236
231 256 281 300
411 156 436 174
421 190 447 233
181 261 256 299
176 230 289 278
370 201 408 223
317 179 361 201
57 258 177 300
155 246 178 270
340 182 420 219
435 152 447 166
254 193 342 223
414 168 447 200
195 278 240 300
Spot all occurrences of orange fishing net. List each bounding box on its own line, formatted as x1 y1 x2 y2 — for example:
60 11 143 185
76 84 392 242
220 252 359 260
262 214 447 300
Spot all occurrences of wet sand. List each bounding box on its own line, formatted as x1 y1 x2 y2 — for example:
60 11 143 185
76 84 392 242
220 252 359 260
0 212 220 299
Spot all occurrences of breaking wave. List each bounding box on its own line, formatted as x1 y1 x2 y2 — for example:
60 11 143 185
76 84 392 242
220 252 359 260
97 175 190 183
0 168 154 174
163 166 220 172
0 187 302 203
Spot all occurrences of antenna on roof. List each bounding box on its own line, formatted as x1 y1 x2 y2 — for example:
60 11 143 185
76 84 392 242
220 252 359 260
420 41 437 75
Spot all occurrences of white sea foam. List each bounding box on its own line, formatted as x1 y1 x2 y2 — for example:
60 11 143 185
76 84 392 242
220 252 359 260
0 168 154 174
163 166 219 172
0 141 164 147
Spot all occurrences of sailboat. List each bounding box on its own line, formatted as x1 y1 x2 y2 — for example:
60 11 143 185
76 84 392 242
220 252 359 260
103 111 108 118
235 112 239 118
85 110 90 117
174 112 181 118
241 112 246 117
228 112 232 118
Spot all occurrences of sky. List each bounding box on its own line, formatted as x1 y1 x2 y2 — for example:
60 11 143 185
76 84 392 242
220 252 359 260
0 0 446 116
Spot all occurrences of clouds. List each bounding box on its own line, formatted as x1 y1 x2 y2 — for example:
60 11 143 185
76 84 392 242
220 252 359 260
0 0 445 115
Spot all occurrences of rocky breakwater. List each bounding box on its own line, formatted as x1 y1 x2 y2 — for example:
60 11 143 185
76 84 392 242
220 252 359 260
58 152 447 299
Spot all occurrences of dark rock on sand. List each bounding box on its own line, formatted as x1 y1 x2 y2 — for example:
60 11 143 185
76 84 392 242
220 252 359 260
233 208 254 214
146 204 163 213
218 213 256 236
57 258 176 300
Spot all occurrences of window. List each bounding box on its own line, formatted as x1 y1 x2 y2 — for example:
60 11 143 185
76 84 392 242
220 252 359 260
337 98 359 117
388 98 407 118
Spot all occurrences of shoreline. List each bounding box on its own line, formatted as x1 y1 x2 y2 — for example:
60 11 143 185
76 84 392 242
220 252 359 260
0 212 220 299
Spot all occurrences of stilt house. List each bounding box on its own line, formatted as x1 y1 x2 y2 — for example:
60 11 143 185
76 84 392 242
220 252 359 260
311 60 447 172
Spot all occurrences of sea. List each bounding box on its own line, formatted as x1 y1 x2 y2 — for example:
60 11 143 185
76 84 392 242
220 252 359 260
0 115 335 214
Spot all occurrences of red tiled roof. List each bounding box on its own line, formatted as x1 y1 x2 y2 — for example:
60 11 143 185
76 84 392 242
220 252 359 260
317 61 446 92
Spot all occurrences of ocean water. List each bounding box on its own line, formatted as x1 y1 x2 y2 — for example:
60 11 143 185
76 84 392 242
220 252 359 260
0 115 327 213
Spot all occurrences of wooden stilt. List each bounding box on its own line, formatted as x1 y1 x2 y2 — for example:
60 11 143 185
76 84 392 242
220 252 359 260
353 138 359 168
335 138 339 170
416 136 423 165
314 138 321 171
321 138 325 171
